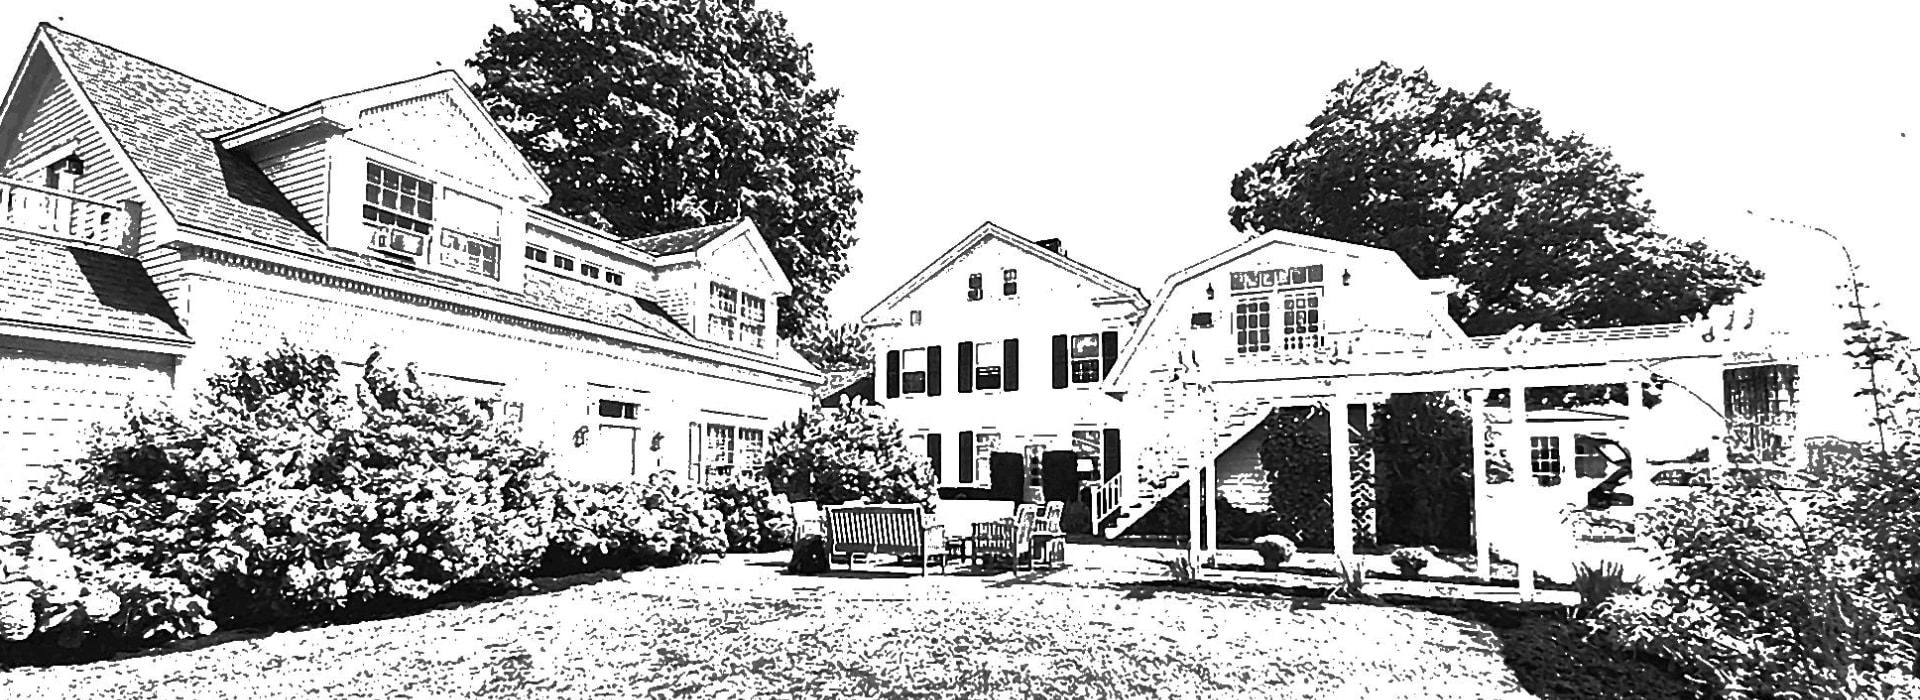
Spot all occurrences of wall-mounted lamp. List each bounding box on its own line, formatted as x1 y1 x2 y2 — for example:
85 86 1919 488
1205 283 1215 300
1341 269 1352 286
61 155 85 177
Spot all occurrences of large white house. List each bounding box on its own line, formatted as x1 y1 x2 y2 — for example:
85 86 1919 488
0 25 821 494
860 222 1147 512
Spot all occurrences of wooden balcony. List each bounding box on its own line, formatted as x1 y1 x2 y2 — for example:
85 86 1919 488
0 177 135 252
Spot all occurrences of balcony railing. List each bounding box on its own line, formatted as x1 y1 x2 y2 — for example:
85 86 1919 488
0 177 132 251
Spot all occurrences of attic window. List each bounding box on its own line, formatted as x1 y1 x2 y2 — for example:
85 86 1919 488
363 162 434 234
524 245 549 263
1003 269 1018 296
581 263 602 280
605 271 625 287
967 273 983 301
552 254 575 272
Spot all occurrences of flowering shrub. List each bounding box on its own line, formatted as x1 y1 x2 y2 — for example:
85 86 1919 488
763 399 935 508
546 476 726 572
703 478 794 554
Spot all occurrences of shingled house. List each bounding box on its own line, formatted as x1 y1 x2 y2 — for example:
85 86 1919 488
0 25 820 493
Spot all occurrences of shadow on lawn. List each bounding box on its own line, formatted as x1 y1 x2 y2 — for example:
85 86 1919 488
1122 579 1701 700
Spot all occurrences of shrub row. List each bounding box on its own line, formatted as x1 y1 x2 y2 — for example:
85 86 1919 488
0 345 790 659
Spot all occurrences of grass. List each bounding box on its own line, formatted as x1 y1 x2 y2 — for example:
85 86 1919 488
0 552 1696 698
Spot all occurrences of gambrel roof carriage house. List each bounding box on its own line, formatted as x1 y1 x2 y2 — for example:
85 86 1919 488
0 25 820 493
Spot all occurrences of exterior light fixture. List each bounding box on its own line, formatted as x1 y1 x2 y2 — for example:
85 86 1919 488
1342 269 1352 286
1205 283 1214 300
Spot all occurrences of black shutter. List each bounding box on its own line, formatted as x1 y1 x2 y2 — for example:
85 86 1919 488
885 349 900 399
1051 334 1069 389
926 344 942 396
927 433 943 482
1103 428 1122 480
958 341 975 394
1004 338 1020 391
958 431 974 483
1101 330 1119 378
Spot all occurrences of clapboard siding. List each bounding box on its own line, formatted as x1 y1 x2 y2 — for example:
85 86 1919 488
1 49 155 248
254 138 329 236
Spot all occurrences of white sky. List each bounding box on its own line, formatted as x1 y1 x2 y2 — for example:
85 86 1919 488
7 1 1917 334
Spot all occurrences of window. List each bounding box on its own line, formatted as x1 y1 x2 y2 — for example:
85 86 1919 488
974 340 1003 390
1234 300 1271 354
705 424 736 476
435 230 500 279
1280 289 1323 351
741 294 766 348
581 263 602 280
738 428 766 469
1725 364 1799 463
909 310 922 327
1072 429 1103 468
902 348 928 394
1191 312 1214 329
973 432 1000 485
596 399 639 419
553 254 575 272
967 273 983 301
363 162 434 234
1531 436 1563 485
1003 269 1018 296
605 271 624 287
1069 333 1102 384
524 245 549 263
1229 264 1324 292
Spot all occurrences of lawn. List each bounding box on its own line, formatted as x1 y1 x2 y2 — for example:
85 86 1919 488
0 552 1681 699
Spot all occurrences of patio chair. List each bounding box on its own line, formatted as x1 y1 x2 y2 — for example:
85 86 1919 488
972 503 1039 572
792 500 823 539
1031 501 1067 569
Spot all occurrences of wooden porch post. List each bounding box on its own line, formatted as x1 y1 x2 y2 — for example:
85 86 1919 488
1329 393 1354 561
1508 381 1534 601
1187 465 1202 567
1468 388 1491 581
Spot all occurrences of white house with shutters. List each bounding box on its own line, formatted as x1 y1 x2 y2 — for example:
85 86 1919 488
860 222 1147 516
0 25 820 494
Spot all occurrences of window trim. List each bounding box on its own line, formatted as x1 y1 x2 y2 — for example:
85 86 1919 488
524 244 550 264
1003 268 1018 296
973 339 1004 391
901 348 929 395
362 161 435 234
1068 333 1102 384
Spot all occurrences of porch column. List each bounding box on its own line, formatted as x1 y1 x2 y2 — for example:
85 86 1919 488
1507 381 1534 601
1187 465 1202 567
1468 388 1491 581
1329 393 1354 560
1199 463 1215 559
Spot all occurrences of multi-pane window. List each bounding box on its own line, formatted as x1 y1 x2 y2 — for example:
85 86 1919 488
708 282 765 347
972 432 1000 485
1280 289 1324 351
524 245 549 263
581 263 602 280
605 271 624 287
737 428 765 469
1072 429 1103 464
596 399 640 420
705 424 736 476
553 254 576 272
1229 264 1324 292
901 348 928 394
1234 300 1272 354
435 230 499 279
1069 333 1102 384
741 295 767 348
974 340 1003 390
1003 269 1018 296
967 273 983 301
1531 436 1563 485
1725 364 1799 463
363 162 434 234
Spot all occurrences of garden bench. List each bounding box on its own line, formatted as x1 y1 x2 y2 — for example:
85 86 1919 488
823 504 949 575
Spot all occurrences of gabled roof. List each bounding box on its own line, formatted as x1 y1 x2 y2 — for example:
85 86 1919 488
0 234 189 348
626 220 738 256
625 218 794 295
860 221 1147 323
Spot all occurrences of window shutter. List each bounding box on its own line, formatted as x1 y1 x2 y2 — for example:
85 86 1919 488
1101 330 1120 378
958 431 974 484
885 350 900 399
958 341 974 394
690 422 704 479
926 344 943 396
928 433 943 483
1102 428 1122 480
1003 338 1020 391
1051 334 1069 389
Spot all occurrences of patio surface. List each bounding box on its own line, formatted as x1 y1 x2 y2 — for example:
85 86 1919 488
0 543 1652 699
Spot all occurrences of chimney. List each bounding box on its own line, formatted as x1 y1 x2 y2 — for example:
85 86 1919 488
1035 238 1067 257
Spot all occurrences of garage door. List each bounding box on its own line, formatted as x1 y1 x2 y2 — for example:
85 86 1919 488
0 343 174 493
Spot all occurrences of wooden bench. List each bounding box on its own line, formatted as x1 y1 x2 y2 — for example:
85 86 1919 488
823 504 948 575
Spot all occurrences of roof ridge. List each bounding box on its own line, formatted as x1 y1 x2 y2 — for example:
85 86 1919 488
40 23 279 114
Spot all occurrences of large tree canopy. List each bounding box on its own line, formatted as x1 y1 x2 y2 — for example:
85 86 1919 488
471 0 860 340
1229 63 1761 335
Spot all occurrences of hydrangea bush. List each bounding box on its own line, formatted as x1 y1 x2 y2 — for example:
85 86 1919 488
762 398 935 508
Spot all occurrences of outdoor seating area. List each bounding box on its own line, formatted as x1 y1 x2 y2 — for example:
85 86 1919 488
812 500 1075 575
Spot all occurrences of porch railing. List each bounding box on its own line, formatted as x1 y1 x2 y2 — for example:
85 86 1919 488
1093 471 1123 531
0 177 131 250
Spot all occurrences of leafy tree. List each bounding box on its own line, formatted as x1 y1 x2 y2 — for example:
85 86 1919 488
791 321 871 373
1229 63 1761 335
471 0 861 340
763 399 935 508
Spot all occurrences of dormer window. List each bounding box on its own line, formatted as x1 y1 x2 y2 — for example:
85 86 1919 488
741 294 766 348
363 162 433 234
605 271 625 287
552 254 575 272
581 263 602 280
524 245 549 263
708 282 767 349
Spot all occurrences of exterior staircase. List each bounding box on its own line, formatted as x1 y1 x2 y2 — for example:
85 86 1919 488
1099 368 1271 537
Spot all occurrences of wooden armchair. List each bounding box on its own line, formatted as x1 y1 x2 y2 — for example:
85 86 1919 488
1031 501 1067 569
972 503 1039 571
